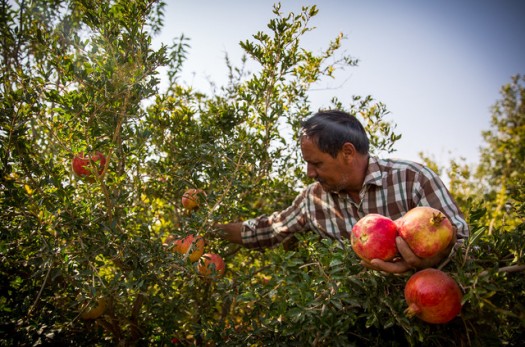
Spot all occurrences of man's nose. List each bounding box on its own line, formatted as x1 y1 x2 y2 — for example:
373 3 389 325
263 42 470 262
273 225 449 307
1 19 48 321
306 164 316 178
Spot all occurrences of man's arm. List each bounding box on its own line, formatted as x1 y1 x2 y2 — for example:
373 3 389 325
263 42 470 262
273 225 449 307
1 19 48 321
213 188 310 249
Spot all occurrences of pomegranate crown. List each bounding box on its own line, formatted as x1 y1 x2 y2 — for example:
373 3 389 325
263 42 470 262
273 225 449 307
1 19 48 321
430 212 446 225
404 303 421 317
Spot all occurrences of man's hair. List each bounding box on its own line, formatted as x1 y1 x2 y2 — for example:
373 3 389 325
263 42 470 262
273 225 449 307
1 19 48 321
300 110 370 157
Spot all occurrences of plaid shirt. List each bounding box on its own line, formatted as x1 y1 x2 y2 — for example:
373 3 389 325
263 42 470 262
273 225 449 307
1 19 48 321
241 156 469 249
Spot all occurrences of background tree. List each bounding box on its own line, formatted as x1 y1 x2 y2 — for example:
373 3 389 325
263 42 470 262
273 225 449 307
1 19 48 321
476 74 525 232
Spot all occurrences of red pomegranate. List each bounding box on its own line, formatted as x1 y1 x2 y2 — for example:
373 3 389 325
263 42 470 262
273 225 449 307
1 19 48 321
197 253 226 278
351 214 398 262
397 206 453 258
173 234 205 262
72 152 106 178
404 268 463 324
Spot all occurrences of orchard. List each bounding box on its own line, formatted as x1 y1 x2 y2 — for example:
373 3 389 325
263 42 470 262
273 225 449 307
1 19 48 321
1 1 524 346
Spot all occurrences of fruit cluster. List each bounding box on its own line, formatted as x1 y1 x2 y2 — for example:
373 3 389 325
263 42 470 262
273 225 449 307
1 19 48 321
350 206 454 262
164 189 225 279
166 233 225 279
350 206 462 324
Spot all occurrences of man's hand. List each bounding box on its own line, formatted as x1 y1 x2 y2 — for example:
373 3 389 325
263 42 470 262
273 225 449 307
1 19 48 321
211 222 244 245
361 235 454 274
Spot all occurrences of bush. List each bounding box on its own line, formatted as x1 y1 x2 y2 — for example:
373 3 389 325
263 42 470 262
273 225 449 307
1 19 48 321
1 1 523 346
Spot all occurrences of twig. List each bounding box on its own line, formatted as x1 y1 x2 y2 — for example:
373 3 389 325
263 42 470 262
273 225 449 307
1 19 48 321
479 264 525 277
203 146 246 234
28 262 52 315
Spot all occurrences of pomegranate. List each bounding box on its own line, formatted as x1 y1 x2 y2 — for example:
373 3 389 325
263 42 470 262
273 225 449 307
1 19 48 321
404 268 462 324
72 152 106 179
181 188 205 210
351 214 399 262
397 206 453 258
80 297 107 320
173 234 205 262
197 253 225 278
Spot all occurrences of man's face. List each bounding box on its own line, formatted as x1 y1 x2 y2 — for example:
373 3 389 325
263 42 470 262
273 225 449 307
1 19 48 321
300 136 351 193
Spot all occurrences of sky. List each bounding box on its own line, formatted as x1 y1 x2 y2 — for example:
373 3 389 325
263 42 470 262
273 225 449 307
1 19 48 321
153 0 525 169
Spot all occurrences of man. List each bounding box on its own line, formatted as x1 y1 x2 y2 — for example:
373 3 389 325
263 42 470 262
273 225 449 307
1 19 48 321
216 110 469 273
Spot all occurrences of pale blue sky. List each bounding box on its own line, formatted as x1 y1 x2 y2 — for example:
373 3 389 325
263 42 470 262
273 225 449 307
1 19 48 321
154 1 525 168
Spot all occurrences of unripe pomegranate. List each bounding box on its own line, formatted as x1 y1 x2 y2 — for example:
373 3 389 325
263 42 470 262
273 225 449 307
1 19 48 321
397 206 453 258
351 214 399 262
80 297 107 320
404 268 462 324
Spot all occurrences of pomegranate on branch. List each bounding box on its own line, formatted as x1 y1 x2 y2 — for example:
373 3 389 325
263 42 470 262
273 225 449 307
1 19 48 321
72 152 106 180
197 253 225 278
181 188 206 210
172 234 205 262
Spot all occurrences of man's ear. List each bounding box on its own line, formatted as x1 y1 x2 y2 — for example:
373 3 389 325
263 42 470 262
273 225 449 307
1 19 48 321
341 142 356 159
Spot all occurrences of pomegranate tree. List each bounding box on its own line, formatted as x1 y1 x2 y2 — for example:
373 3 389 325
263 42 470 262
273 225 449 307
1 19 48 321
350 214 398 262
404 268 463 324
397 206 453 258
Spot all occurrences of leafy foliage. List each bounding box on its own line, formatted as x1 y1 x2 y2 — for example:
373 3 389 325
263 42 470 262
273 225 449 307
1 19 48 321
1 1 523 346
476 75 525 232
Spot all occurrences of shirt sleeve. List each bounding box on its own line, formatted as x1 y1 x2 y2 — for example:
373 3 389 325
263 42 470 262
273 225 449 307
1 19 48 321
413 167 470 243
240 189 309 249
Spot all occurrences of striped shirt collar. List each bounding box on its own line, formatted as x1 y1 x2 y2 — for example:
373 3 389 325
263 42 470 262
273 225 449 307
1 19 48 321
363 156 384 187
